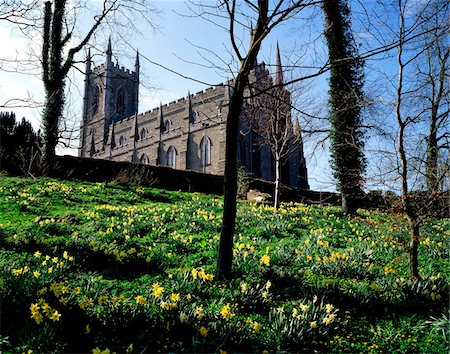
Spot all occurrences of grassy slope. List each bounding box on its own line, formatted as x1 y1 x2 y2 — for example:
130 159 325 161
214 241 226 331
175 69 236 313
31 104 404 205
0 176 448 353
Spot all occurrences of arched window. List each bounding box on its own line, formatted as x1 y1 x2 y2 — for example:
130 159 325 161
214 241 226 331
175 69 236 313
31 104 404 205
140 128 147 140
119 135 125 146
192 111 199 123
92 84 100 115
167 146 176 168
116 87 125 115
164 120 172 132
200 136 211 166
140 153 149 165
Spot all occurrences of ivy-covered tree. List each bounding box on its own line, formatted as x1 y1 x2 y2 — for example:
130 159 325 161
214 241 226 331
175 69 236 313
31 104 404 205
322 0 366 215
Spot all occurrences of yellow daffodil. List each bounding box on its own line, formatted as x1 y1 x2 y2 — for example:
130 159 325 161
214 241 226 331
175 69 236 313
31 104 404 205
199 326 208 337
50 310 61 321
152 283 164 298
241 282 248 293
135 295 147 305
170 293 180 302
221 303 235 320
260 254 270 266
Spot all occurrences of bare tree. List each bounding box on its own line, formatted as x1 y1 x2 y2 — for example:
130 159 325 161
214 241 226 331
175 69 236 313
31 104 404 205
0 0 40 27
386 0 449 278
200 0 317 280
414 1 449 192
244 45 306 208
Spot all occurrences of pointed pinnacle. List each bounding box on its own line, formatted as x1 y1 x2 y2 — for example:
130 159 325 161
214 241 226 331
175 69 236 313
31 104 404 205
106 36 112 56
275 41 283 85
135 49 140 67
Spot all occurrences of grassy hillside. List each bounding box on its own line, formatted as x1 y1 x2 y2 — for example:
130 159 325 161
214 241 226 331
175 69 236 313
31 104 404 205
0 177 448 353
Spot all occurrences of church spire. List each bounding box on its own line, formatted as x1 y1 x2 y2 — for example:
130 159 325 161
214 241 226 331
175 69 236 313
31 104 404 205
106 36 112 62
135 49 140 69
134 49 140 115
86 48 91 74
275 41 284 86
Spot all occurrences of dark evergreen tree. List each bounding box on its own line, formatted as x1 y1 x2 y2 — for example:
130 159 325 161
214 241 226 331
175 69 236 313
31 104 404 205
0 112 18 163
322 0 366 215
0 112 40 175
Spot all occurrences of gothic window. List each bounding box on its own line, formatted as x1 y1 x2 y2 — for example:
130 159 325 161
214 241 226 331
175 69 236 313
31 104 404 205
140 128 147 140
116 87 126 115
164 120 172 132
140 153 149 165
192 111 199 123
200 136 211 166
218 105 222 115
167 146 176 168
119 135 125 146
92 84 100 115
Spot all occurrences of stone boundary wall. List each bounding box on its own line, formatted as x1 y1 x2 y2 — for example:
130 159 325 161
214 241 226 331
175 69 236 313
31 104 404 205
50 156 340 205
52 156 224 195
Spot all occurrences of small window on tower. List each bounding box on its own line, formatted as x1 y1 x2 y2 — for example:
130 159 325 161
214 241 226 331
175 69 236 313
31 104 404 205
192 111 199 123
119 135 125 146
92 85 100 115
116 87 125 115
164 120 172 132
140 128 146 140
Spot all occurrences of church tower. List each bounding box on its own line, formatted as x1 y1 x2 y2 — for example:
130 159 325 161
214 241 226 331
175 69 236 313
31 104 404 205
79 37 140 157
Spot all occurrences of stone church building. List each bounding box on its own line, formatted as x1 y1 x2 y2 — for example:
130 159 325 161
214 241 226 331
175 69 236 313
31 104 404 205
78 39 309 189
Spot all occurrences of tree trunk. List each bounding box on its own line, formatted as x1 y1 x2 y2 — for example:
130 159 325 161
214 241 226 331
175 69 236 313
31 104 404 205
42 82 64 174
216 74 248 280
408 216 420 279
425 111 439 192
274 154 281 208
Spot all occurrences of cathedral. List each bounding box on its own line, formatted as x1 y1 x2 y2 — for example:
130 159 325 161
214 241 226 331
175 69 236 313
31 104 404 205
78 38 309 189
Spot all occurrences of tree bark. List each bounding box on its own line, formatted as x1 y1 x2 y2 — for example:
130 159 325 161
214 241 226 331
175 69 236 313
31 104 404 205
425 119 438 192
408 216 419 278
274 153 281 208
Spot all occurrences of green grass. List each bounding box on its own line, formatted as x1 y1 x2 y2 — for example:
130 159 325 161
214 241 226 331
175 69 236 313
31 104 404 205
0 176 448 353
